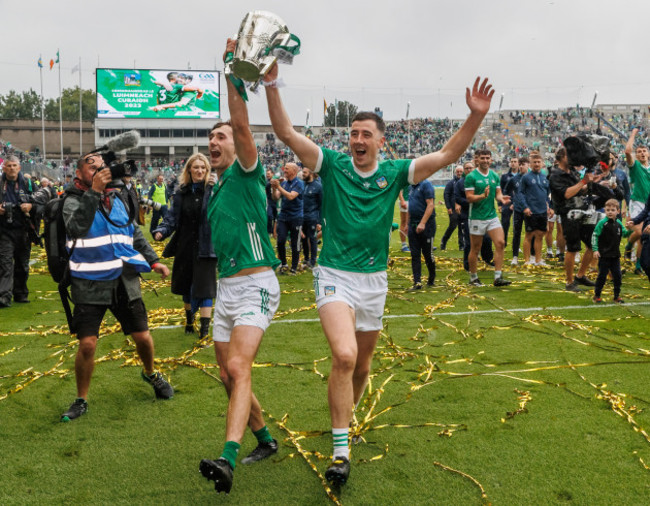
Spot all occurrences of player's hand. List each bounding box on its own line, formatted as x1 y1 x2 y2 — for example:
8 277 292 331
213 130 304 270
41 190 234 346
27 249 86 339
153 263 170 280
455 204 461 214
466 77 495 116
92 168 112 193
645 225 650 235
208 173 217 186
524 208 532 217
501 195 511 205
447 208 453 215
264 61 279 83
400 201 408 210
153 232 163 241
484 186 490 198
593 251 600 260
224 38 237 63
548 209 555 219
416 223 425 234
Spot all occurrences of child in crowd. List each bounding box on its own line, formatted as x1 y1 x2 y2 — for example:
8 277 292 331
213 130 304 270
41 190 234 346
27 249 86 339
591 199 630 303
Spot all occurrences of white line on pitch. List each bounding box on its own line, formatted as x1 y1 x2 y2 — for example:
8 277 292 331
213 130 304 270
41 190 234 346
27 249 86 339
155 301 650 329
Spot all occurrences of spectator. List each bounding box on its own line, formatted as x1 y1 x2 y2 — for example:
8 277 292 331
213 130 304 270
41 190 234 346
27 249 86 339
271 162 304 274
153 153 217 339
440 165 463 251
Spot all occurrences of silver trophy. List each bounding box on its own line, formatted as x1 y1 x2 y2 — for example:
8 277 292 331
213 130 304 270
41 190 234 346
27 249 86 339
227 11 300 91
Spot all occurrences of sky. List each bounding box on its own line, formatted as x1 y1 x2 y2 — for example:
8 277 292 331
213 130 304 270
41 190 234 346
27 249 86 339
2 0 650 124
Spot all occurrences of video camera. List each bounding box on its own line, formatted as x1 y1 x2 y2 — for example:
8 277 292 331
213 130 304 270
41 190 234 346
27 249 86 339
89 130 141 181
564 133 611 172
567 205 605 225
97 150 138 180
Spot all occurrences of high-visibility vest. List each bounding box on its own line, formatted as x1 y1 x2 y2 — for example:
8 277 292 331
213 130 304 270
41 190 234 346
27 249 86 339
68 197 151 280
150 183 167 205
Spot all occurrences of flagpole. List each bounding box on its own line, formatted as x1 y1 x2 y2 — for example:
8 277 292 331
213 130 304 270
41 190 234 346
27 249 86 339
39 54 46 161
58 49 63 162
78 57 82 156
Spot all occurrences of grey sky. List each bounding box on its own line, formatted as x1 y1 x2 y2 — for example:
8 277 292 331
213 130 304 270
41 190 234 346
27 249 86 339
2 0 649 123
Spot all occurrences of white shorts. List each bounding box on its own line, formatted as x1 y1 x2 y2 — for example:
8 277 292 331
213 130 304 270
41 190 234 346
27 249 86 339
313 266 387 332
212 270 280 342
630 200 645 220
469 217 502 236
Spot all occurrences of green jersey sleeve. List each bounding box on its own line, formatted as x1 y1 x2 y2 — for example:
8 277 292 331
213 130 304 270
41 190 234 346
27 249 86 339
591 217 607 252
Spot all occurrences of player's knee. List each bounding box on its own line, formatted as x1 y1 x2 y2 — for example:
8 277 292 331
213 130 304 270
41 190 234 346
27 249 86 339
495 238 505 249
332 348 357 372
226 356 252 383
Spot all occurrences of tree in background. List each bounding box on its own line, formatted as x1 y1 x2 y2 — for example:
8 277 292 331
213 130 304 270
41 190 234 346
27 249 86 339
0 87 96 121
324 100 358 127
0 90 43 119
44 87 96 122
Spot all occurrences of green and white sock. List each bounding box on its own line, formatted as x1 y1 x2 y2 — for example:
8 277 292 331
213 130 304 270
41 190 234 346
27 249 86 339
332 427 349 459
495 271 502 279
470 272 478 281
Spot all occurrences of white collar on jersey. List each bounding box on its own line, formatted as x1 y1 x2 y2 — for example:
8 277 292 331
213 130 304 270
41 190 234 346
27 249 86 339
352 161 379 179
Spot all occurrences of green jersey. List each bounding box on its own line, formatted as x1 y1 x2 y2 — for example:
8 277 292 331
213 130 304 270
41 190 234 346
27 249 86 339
157 83 183 105
315 147 412 273
464 168 500 220
179 90 198 108
207 159 280 278
628 160 650 202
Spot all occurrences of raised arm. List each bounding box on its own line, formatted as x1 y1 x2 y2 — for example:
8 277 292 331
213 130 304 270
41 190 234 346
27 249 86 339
412 77 494 183
225 39 258 169
625 128 638 166
264 64 320 169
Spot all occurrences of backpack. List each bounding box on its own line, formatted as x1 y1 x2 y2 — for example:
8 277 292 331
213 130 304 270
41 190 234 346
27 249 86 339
42 192 76 284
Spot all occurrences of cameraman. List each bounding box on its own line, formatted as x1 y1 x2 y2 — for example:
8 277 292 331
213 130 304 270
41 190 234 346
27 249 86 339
549 147 596 292
59 153 173 422
0 156 34 306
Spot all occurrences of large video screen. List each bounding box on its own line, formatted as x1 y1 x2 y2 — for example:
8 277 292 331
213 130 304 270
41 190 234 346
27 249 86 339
96 68 221 119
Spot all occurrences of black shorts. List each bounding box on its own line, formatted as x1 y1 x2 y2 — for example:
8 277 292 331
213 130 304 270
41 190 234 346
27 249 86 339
560 214 595 253
73 286 149 339
524 213 548 233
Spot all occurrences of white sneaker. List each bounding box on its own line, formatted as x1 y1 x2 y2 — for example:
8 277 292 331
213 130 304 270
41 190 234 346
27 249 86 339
536 260 547 267
511 257 519 266
523 261 536 266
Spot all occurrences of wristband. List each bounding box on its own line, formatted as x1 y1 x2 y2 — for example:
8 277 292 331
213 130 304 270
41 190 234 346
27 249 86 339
262 77 285 88
152 262 162 270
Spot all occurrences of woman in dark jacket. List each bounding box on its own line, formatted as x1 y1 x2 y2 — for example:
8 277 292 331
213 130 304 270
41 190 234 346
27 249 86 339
153 153 216 338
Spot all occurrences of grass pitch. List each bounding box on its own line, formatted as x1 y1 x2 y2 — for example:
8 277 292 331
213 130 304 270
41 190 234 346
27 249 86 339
2 195 650 505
